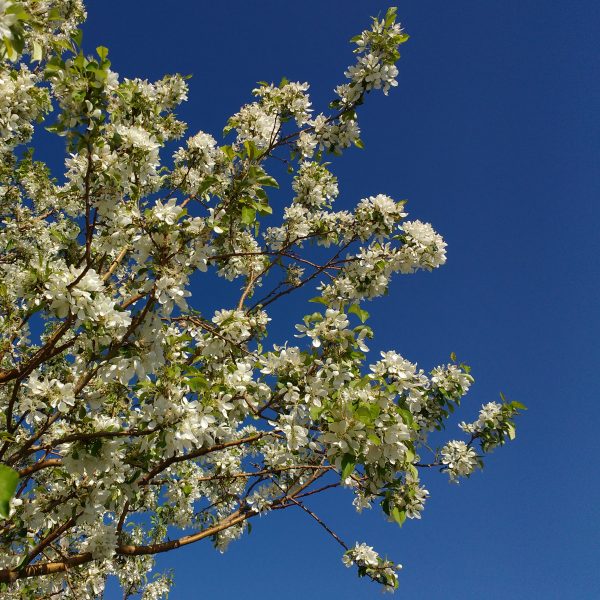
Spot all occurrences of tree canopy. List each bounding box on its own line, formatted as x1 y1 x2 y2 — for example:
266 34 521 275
0 2 523 597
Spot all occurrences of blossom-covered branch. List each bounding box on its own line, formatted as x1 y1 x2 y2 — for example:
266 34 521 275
0 3 524 597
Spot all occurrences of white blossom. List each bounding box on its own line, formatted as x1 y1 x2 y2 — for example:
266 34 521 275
441 440 479 481
0 1 17 41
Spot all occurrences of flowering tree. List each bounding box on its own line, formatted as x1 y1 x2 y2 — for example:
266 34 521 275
0 2 524 597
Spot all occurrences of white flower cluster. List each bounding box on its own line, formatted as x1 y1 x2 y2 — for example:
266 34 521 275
355 194 407 240
199 308 269 358
19 0 87 61
397 219 447 272
215 229 270 280
343 543 401 591
113 124 161 191
298 8 407 159
186 132 218 165
108 75 188 142
312 112 361 154
0 66 50 153
292 162 338 208
393 480 430 520
26 374 76 414
431 363 473 401
333 83 363 109
346 52 399 95
460 401 503 434
343 542 379 568
318 216 446 304
172 131 220 195
458 399 521 451
84 524 118 560
295 308 350 349
296 129 318 158
229 102 279 149
0 1 16 41
141 576 172 600
368 351 476 435
370 351 429 411
441 440 479 481
344 8 406 96
116 124 159 153
253 81 312 126
44 265 132 335
155 273 191 314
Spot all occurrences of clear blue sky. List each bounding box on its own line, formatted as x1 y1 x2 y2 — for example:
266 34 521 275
76 1 600 597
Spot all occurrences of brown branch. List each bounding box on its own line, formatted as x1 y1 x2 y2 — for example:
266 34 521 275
237 271 257 310
102 246 129 282
18 459 63 478
147 463 332 485
285 494 348 550
0 458 335 585
0 509 251 584
50 426 161 447
251 238 354 311
139 432 269 485
0 317 75 384
116 500 130 536
20 516 77 570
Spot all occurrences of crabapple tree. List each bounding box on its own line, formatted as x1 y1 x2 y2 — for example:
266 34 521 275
0 2 524 597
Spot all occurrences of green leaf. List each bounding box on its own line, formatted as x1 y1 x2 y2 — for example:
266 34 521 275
4 37 17 61
96 46 109 61
31 40 43 62
348 303 369 323
71 29 83 48
256 174 279 188
355 406 373 424
195 176 216 197
506 423 516 441
510 401 527 410
385 7 398 27
6 4 29 20
48 7 63 21
256 203 272 216
0 465 19 519
243 140 256 160
241 206 256 224
309 404 325 421
367 432 381 446
390 506 406 527
187 377 206 393
369 403 380 419
341 454 355 480
396 407 414 427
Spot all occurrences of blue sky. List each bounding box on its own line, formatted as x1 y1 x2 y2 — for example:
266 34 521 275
75 1 600 597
